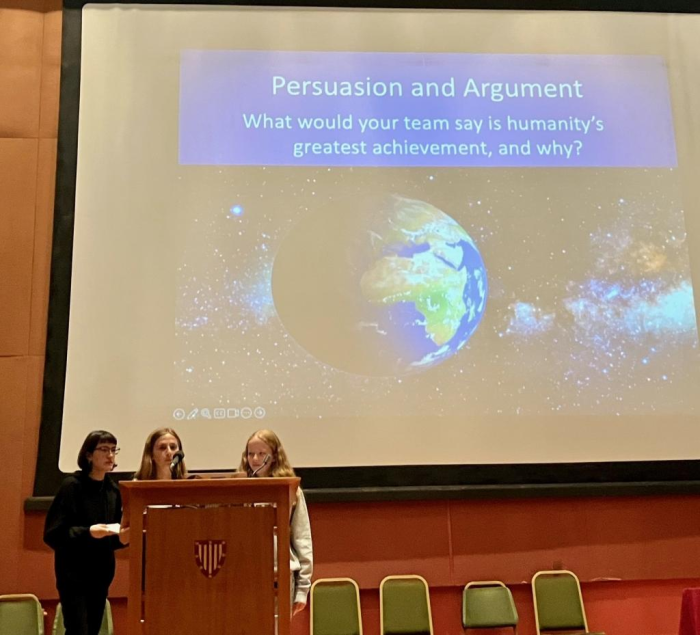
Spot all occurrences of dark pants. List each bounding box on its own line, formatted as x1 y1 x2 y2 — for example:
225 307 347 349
58 584 109 635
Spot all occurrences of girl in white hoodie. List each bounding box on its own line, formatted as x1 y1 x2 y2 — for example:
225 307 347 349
239 429 313 616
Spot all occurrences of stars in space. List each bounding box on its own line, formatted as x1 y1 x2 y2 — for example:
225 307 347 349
173 165 700 417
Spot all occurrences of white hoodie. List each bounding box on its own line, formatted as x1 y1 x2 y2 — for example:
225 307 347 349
289 489 313 604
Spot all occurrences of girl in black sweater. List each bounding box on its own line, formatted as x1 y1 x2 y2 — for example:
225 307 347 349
44 430 128 635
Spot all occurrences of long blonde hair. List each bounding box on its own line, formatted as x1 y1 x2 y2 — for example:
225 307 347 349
239 429 295 477
134 427 188 480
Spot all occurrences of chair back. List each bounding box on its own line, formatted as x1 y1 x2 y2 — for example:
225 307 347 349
532 570 587 634
53 599 113 635
311 578 362 635
0 594 44 635
462 581 518 632
380 575 433 635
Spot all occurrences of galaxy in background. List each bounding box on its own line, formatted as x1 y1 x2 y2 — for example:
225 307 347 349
173 167 700 417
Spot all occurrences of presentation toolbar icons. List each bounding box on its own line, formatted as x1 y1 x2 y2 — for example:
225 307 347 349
172 406 266 421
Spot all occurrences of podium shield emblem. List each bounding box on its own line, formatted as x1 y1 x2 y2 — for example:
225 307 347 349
194 540 227 578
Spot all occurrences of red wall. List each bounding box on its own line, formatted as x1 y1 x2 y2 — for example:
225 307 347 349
13 496 700 635
308 498 700 634
1 2 699 634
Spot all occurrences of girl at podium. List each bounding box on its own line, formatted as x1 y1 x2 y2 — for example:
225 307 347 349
133 427 188 480
44 430 127 635
239 429 313 616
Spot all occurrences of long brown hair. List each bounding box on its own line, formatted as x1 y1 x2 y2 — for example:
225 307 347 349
134 427 188 480
239 429 295 477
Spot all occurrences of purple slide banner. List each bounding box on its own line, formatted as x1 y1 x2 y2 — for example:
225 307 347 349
179 50 677 168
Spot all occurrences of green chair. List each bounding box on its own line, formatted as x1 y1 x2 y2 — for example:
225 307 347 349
532 570 605 635
311 578 362 635
52 599 114 635
380 575 433 635
0 594 45 635
462 581 518 633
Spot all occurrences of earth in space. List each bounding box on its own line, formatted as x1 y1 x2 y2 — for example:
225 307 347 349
271 194 488 376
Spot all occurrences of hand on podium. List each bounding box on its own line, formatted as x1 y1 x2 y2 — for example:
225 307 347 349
293 601 306 616
119 526 130 545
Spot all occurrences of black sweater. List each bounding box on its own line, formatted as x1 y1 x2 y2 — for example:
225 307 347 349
44 472 123 589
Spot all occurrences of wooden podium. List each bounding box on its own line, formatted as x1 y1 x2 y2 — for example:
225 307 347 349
120 477 299 635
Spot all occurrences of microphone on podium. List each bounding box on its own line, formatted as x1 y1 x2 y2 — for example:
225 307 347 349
251 454 270 477
170 451 185 472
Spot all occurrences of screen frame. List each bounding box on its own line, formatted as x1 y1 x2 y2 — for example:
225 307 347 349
33 0 700 499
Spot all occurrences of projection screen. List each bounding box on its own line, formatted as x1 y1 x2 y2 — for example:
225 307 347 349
38 2 700 488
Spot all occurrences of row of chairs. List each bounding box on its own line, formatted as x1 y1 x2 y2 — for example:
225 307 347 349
311 569 605 635
0 595 113 635
2 570 599 635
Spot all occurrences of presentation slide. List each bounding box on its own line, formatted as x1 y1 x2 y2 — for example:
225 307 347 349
58 6 700 472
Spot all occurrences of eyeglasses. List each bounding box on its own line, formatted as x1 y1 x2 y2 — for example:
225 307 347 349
95 446 120 455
